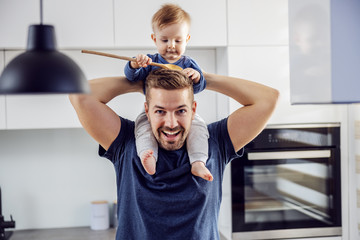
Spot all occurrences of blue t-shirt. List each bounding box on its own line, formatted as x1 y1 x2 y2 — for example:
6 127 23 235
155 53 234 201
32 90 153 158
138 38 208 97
124 53 206 94
99 117 241 240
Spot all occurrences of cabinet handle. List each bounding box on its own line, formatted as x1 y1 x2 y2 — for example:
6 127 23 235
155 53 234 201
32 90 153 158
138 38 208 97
248 150 331 160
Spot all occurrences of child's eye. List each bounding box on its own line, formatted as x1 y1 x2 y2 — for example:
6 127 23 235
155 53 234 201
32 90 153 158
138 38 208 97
161 39 168 43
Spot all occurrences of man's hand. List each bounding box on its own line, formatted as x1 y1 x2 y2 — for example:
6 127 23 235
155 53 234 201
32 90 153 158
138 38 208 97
182 68 201 83
130 54 152 68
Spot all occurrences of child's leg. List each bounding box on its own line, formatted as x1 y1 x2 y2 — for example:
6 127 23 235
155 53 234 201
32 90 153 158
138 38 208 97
187 114 213 181
135 111 158 175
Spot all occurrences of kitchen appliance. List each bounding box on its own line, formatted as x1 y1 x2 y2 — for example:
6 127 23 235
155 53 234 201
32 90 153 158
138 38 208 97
231 123 341 239
0 187 15 240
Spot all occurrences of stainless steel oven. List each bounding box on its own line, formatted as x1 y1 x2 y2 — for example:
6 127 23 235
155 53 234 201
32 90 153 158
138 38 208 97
231 123 341 240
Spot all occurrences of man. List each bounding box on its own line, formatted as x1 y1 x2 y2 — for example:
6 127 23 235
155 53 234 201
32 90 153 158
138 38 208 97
69 69 279 240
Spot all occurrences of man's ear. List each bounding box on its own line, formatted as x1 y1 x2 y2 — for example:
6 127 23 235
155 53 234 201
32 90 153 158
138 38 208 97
191 101 197 120
144 102 149 117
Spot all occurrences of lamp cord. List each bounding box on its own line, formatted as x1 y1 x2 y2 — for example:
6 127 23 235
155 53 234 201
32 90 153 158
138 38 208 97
40 0 43 25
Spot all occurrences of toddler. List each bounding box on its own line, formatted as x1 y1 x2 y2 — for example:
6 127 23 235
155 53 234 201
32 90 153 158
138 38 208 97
124 4 213 181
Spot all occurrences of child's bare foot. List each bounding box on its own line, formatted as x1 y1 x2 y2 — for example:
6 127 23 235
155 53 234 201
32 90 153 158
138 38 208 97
191 161 213 181
141 150 156 175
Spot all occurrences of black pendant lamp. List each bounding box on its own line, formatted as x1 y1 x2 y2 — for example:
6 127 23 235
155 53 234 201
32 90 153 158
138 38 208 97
0 0 90 94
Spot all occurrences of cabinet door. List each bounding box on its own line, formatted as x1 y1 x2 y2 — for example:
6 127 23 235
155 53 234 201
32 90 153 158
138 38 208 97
227 0 289 46
0 0 39 49
43 0 114 48
0 51 6 129
227 46 347 124
114 0 227 47
289 0 360 104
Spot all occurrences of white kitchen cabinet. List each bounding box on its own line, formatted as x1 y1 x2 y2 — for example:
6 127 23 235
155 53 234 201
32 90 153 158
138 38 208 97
4 50 83 129
4 49 139 129
226 46 347 125
43 0 114 48
6 94 82 129
0 0 39 49
0 51 6 129
227 0 289 46
114 0 227 47
288 0 360 104
3 49 127 129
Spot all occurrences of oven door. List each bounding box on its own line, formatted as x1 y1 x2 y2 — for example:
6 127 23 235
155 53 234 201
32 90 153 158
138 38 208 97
231 148 341 239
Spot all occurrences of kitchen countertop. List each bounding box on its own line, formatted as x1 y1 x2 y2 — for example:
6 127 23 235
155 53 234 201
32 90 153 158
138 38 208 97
8 227 116 240
9 227 227 240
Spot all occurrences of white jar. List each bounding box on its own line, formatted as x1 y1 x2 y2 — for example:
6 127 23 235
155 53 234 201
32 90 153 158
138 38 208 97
90 200 109 230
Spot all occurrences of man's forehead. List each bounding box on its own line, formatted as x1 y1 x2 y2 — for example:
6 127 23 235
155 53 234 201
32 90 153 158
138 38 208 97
148 88 193 108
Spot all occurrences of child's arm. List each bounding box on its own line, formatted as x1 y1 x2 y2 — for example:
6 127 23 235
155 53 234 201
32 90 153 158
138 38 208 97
124 54 152 82
181 57 205 94
182 68 201 83
130 54 153 68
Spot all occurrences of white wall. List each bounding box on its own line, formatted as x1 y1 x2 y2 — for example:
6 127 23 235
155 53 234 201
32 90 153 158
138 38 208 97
0 128 116 229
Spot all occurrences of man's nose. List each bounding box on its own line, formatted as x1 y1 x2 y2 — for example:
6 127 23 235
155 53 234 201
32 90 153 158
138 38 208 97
165 113 177 128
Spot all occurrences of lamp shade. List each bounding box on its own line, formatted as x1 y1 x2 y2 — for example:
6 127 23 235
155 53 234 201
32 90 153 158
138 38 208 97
0 25 90 94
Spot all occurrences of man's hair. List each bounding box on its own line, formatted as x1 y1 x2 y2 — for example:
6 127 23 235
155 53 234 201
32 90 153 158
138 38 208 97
145 69 194 102
151 4 191 31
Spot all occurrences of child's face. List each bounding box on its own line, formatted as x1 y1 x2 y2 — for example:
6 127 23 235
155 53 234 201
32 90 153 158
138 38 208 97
151 22 190 63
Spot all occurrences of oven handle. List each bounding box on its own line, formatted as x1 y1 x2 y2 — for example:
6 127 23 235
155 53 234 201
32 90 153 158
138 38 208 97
247 150 331 160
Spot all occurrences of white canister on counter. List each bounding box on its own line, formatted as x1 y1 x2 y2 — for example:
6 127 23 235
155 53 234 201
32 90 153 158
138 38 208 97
90 200 109 230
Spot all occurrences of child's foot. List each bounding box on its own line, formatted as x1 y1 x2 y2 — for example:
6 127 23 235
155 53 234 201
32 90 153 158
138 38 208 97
191 161 213 181
141 150 156 175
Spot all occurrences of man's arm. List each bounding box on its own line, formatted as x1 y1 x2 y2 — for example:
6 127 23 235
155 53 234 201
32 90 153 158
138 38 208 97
204 72 279 152
69 77 143 150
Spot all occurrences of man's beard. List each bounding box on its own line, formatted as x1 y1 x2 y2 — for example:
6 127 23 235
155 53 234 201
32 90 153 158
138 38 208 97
155 126 188 151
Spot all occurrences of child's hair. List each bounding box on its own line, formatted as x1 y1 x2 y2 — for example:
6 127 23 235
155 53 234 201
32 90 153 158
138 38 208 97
145 69 194 102
151 4 191 31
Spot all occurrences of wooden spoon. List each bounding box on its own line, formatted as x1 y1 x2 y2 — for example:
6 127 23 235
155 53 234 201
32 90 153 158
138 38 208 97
81 50 183 71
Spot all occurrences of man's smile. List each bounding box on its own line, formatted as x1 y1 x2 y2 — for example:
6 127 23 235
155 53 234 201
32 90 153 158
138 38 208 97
160 128 182 141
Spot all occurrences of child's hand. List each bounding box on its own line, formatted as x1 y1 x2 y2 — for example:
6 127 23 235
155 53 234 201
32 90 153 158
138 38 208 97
131 54 152 68
182 68 200 84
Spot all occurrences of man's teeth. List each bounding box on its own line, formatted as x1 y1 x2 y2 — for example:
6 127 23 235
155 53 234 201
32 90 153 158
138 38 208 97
163 130 179 136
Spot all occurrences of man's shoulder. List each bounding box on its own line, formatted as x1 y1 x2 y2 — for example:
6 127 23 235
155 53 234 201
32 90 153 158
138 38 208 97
120 117 135 135
207 118 228 135
99 117 135 160
109 117 136 148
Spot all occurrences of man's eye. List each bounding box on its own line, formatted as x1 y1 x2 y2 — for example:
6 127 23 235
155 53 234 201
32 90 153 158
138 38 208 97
177 109 186 114
155 110 164 114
